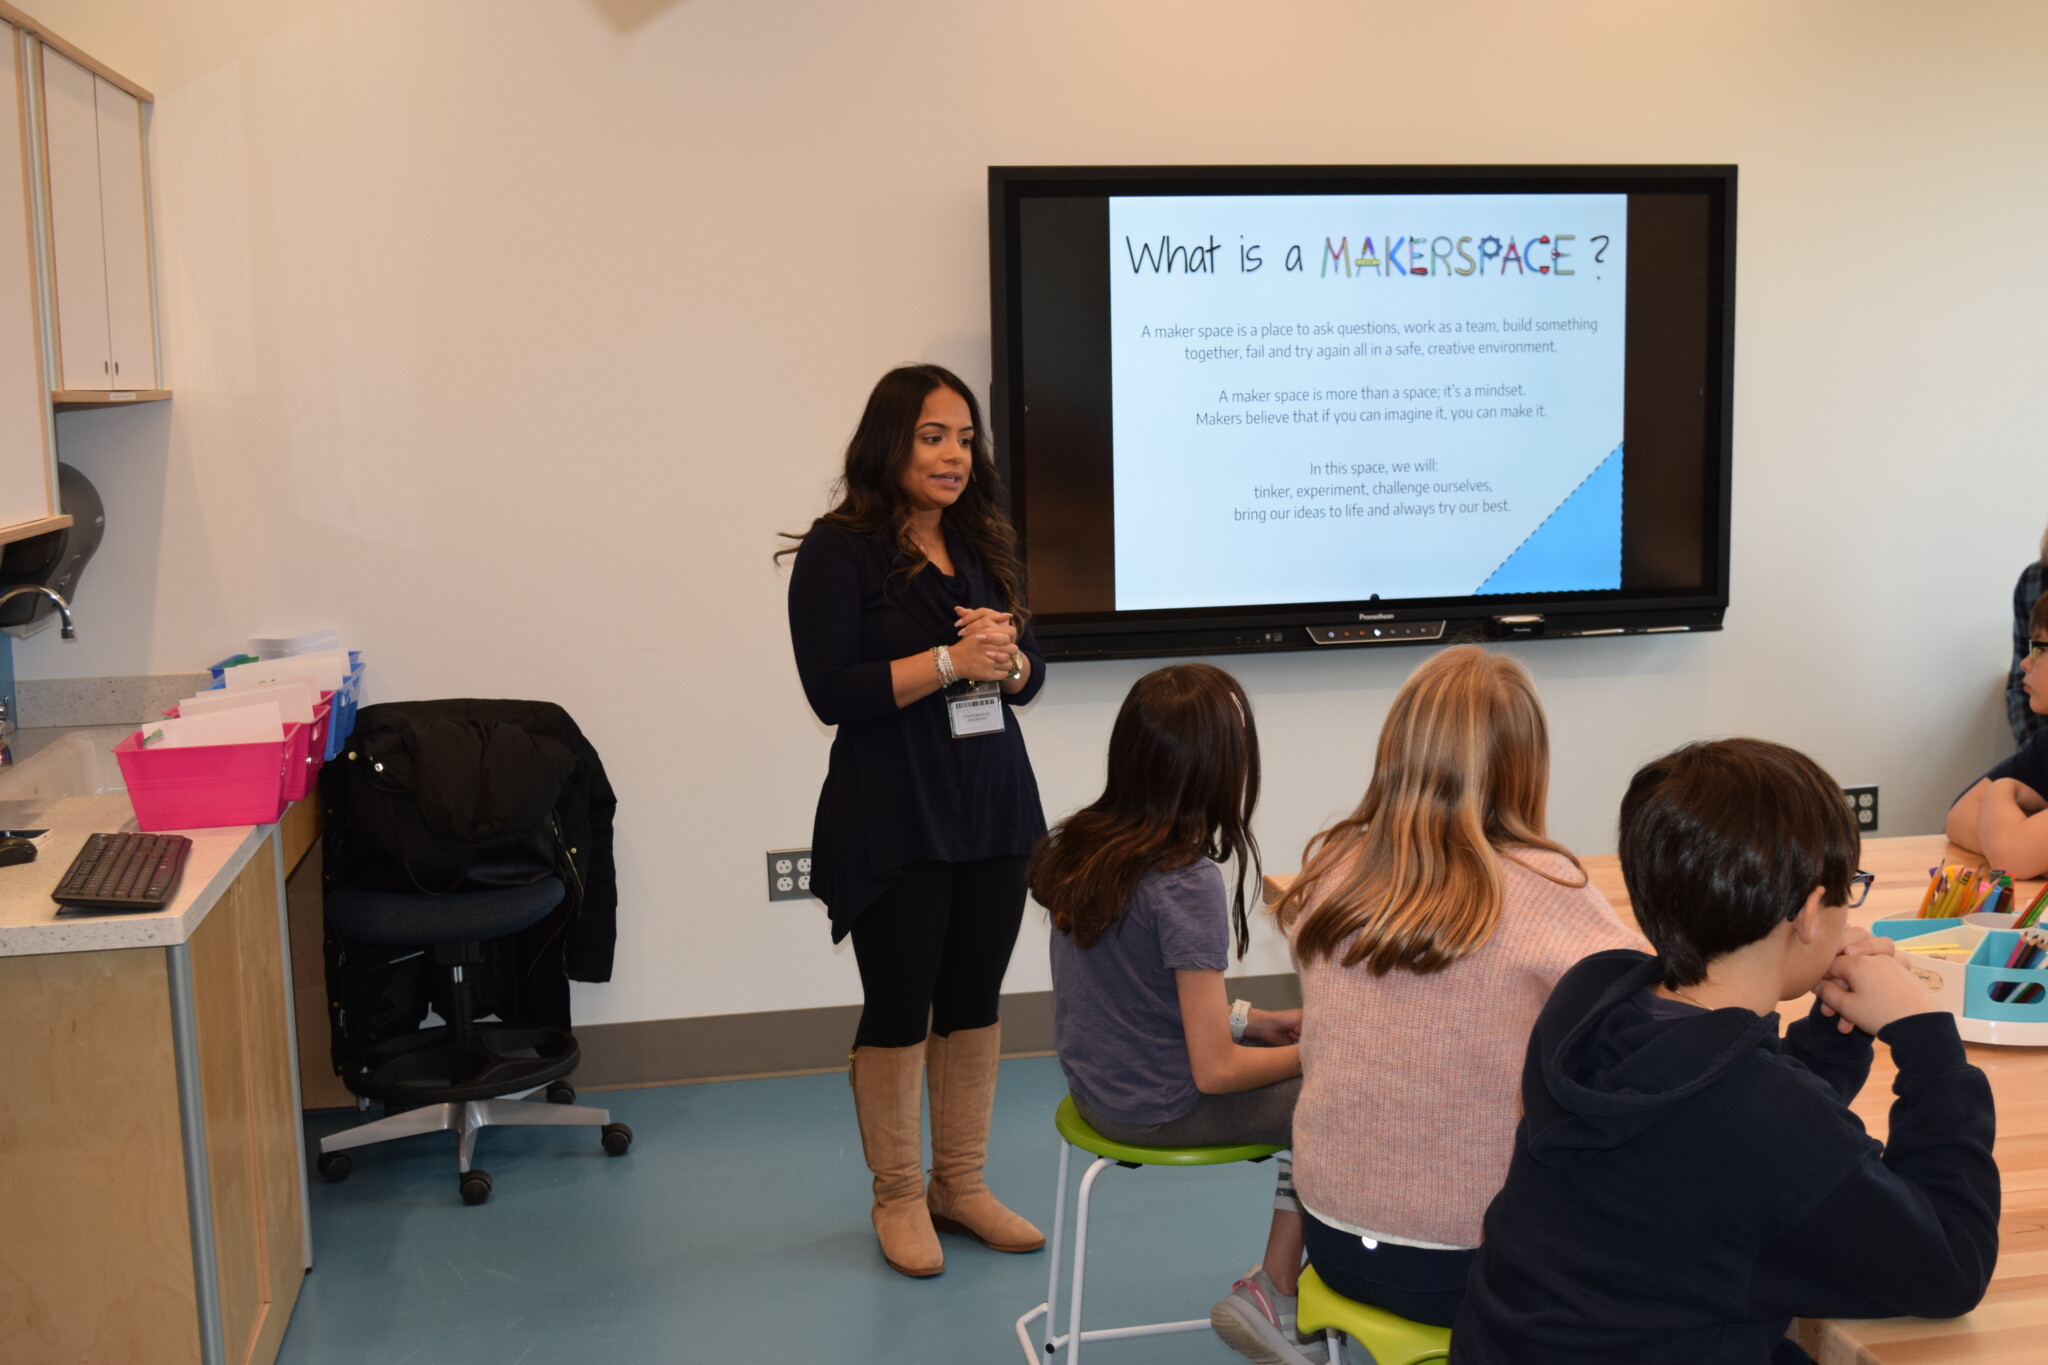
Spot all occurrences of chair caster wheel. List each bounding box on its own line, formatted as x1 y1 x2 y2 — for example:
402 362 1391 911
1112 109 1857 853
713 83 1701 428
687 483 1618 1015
546 1081 575 1105
601 1122 633 1156
316 1152 352 1183
459 1170 493 1205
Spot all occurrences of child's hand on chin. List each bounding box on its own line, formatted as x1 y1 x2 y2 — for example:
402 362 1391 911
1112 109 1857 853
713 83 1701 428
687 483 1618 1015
1816 952 1944 1036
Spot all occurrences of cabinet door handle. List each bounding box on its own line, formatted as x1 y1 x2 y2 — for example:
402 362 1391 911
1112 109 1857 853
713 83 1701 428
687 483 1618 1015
113 362 119 375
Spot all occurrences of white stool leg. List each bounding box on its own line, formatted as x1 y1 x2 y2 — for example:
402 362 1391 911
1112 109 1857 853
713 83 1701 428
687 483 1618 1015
1044 1140 1072 1350
1066 1157 1113 1364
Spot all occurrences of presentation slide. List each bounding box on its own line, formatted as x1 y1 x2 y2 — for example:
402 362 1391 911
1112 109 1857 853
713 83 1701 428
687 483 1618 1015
1109 193 1628 611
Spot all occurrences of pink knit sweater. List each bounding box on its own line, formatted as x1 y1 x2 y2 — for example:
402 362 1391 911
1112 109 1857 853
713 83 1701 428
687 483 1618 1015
1291 847 1645 1249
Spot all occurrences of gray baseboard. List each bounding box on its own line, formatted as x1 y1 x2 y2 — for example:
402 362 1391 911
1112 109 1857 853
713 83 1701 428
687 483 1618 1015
570 972 1303 1090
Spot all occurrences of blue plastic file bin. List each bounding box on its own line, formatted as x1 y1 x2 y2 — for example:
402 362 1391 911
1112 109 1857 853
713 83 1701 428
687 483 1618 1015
324 655 364 760
206 654 258 682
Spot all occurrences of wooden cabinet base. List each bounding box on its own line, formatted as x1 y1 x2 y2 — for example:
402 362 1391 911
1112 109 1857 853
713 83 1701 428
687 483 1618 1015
0 830 305 1365
189 832 306 1365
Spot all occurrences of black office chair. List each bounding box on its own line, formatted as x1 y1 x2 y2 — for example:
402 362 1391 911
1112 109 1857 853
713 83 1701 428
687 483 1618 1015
313 877 631 1205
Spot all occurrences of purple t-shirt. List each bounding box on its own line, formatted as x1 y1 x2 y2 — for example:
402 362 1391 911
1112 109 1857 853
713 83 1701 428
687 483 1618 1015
1050 860 1230 1125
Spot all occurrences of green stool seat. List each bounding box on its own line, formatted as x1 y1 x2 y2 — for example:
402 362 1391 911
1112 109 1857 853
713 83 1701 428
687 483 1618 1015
1296 1266 1452 1365
1053 1095 1283 1167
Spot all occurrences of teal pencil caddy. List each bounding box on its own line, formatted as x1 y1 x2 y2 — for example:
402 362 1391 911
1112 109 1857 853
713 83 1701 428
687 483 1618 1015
1964 931 2048 1023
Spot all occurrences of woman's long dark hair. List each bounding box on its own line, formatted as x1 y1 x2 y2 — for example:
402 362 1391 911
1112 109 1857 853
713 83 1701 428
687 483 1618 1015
776 364 1027 620
1030 664 1262 955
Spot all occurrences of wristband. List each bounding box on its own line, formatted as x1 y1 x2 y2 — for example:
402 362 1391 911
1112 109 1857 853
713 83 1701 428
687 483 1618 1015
1229 998 1253 1043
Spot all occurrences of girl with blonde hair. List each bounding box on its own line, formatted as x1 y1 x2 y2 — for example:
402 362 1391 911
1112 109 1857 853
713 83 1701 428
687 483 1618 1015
1274 645 1642 1328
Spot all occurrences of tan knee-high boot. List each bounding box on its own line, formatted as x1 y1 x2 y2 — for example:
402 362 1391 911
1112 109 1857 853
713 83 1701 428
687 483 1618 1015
926 1023 1045 1252
849 1042 944 1277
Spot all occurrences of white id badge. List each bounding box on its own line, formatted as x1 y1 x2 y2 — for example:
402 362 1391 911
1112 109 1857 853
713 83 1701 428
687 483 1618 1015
947 682 1006 738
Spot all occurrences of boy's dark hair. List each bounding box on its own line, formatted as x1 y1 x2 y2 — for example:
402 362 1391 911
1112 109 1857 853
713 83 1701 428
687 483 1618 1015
2029 590 2048 638
1619 738 1858 987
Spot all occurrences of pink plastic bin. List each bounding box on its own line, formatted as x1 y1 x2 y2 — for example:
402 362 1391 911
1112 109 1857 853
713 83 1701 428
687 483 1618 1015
296 701 332 797
163 700 331 804
279 721 316 801
115 731 291 830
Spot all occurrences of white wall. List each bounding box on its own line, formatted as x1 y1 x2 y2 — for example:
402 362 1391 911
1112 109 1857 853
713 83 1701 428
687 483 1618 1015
20 0 2046 1024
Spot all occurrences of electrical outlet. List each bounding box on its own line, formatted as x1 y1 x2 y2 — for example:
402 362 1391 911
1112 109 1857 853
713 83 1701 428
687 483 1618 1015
1842 785 1879 834
767 848 815 901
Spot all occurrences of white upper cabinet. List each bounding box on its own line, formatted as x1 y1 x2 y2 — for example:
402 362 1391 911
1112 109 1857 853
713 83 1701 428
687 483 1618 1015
93 69 152 389
40 46 156 393
0 25 55 530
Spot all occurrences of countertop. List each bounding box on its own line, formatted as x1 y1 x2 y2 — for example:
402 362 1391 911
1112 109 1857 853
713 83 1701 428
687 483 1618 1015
0 725 279 958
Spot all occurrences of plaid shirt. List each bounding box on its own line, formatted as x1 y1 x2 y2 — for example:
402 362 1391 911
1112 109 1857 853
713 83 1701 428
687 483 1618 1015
2011 560 2047 746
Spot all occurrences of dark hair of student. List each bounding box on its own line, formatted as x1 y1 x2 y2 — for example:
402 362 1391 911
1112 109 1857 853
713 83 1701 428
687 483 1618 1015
1029 664 1262 956
2029 589 2048 637
1618 737 1858 989
775 364 1027 622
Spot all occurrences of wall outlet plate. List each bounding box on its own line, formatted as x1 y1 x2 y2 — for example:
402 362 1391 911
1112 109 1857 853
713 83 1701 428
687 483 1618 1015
1842 785 1879 834
766 848 815 901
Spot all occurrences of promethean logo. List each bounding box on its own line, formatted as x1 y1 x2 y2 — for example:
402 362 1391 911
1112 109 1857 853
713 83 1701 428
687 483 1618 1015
1358 613 1393 621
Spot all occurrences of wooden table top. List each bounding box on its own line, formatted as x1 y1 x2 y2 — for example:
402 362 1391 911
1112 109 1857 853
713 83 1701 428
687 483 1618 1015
1264 833 2048 1365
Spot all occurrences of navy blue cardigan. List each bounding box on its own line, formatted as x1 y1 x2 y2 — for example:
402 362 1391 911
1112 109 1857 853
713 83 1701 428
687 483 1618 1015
787 521 1046 938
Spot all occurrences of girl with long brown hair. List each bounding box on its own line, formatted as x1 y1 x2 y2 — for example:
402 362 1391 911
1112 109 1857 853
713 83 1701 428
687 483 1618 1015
1034 664 1315 1364
784 364 1045 1279
1273 645 1640 1333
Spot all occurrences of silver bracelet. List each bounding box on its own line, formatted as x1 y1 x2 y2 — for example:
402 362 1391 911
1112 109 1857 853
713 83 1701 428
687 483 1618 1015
932 645 957 687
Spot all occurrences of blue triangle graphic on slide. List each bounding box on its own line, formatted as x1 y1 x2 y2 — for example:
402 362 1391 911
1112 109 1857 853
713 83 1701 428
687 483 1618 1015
1477 444 1623 594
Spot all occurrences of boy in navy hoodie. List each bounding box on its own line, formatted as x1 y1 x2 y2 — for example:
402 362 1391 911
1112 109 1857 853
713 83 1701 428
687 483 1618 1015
1453 738 1999 1365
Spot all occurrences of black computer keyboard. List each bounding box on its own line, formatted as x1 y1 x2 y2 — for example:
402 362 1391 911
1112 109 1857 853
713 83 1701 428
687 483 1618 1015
53 831 192 912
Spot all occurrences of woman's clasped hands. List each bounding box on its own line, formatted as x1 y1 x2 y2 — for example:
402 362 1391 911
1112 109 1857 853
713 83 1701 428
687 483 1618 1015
952 606 1021 682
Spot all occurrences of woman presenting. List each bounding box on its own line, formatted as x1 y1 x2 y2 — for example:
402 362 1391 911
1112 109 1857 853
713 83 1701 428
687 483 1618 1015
782 364 1046 1278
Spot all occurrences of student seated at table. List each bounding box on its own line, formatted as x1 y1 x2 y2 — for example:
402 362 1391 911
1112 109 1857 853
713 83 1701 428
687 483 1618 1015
1453 738 2000 1365
1948 590 2048 877
1273 645 1642 1337
1033 664 1312 1364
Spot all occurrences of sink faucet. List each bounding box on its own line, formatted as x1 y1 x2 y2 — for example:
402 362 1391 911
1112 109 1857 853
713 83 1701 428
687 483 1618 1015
0 586 77 765
0 585 76 641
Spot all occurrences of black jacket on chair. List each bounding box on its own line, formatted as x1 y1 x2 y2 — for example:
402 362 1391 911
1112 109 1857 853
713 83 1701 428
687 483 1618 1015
319 699 618 1072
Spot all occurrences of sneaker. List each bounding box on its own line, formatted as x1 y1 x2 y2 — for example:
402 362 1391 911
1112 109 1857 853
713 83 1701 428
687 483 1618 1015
1211 1268 1331 1365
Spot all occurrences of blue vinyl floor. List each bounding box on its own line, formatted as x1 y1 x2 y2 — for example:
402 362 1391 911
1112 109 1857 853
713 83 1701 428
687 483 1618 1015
279 1055 1288 1365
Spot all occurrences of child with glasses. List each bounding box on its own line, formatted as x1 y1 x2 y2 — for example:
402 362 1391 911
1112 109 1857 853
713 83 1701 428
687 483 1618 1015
1949 590 2048 877
1452 738 1998 1365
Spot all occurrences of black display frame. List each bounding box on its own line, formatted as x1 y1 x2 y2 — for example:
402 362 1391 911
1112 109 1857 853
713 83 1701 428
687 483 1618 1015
988 164 1736 661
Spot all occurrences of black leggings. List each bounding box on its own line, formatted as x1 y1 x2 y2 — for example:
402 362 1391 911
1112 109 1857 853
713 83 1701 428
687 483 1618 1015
849 856 1030 1049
